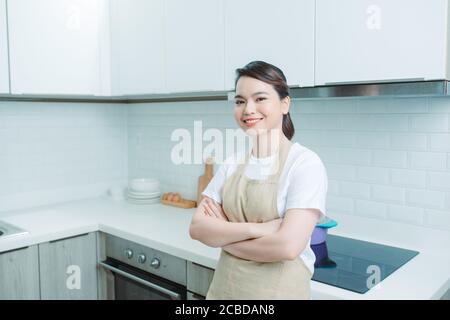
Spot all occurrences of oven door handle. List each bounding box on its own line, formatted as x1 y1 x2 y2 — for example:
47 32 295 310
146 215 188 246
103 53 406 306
98 261 182 300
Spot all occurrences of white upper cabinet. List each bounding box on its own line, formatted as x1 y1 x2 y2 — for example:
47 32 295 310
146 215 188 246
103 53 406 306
315 0 450 85
164 0 224 93
224 0 315 90
0 0 9 94
109 0 165 95
7 0 105 95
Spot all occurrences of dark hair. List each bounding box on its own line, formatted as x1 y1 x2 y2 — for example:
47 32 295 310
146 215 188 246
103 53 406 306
235 60 295 140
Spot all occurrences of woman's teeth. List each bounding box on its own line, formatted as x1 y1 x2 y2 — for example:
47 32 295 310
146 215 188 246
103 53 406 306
244 118 262 123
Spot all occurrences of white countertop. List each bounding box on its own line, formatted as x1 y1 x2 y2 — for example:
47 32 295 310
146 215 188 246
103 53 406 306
0 196 449 300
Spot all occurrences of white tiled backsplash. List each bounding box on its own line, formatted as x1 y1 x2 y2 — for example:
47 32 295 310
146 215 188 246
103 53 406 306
0 101 128 213
1 97 449 231
127 97 450 231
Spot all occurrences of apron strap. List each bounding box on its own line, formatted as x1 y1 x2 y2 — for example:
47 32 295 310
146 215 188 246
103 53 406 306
234 137 293 181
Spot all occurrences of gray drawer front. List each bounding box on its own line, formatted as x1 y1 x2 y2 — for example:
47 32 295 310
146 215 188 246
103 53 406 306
187 261 214 297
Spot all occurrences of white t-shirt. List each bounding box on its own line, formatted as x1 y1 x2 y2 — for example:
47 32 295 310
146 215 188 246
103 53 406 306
202 142 328 275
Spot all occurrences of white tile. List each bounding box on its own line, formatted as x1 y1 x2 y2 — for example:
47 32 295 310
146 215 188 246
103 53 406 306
340 181 371 199
371 114 409 131
410 114 449 132
355 132 390 149
320 131 357 147
390 169 427 188
354 199 387 219
341 115 374 131
390 133 427 151
409 152 447 171
357 97 427 114
407 189 446 209
372 185 406 203
338 148 371 165
296 114 342 130
328 179 340 195
325 195 354 215
427 172 450 191
372 150 408 168
356 166 390 184
428 97 450 113
387 204 425 226
326 164 357 180
429 134 450 152
424 209 450 231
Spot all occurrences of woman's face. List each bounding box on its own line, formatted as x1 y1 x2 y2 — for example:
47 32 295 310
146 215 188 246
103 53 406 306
234 76 290 136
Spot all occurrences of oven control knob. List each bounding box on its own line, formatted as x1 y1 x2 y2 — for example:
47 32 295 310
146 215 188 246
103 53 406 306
124 249 133 259
150 258 160 269
137 254 147 264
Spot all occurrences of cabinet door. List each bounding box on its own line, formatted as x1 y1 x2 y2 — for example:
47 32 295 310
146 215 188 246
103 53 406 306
39 233 98 300
0 0 9 94
315 0 449 85
110 0 165 95
165 0 224 93
0 246 40 299
7 0 102 95
187 261 214 297
224 0 315 89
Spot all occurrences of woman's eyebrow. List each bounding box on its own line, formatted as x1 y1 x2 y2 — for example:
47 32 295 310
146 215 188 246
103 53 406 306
235 91 269 99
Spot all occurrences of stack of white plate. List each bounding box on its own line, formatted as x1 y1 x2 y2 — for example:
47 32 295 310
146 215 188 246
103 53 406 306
126 178 161 205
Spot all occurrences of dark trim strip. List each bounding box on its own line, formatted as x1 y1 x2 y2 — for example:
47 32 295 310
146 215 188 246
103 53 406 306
0 246 29 254
49 233 89 243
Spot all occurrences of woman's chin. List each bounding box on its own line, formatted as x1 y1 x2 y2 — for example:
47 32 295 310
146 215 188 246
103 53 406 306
244 127 269 136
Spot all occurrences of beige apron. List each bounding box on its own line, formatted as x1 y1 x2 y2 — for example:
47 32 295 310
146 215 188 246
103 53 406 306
206 137 313 300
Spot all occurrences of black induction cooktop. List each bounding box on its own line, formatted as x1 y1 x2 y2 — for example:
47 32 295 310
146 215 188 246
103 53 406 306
311 235 419 294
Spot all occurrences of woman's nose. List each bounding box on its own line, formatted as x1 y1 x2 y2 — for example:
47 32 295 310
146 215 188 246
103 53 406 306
243 100 256 114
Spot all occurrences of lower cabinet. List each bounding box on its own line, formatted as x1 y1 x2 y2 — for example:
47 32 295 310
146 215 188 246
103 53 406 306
39 232 98 300
187 261 215 300
0 246 40 299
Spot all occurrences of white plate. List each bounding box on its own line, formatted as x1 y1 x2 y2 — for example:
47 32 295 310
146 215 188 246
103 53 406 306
128 189 160 195
126 192 161 200
126 198 160 205
126 188 160 197
127 196 161 201
126 194 160 201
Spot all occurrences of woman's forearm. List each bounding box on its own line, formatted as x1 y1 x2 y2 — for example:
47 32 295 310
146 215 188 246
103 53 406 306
223 231 294 262
189 215 265 248
222 209 319 262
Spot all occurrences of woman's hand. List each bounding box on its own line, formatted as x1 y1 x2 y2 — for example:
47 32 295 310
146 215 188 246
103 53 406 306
200 197 229 221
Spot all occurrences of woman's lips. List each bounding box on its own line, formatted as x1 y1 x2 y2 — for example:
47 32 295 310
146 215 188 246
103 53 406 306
243 118 263 127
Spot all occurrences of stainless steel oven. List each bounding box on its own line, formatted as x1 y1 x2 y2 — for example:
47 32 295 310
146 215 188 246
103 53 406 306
98 234 187 300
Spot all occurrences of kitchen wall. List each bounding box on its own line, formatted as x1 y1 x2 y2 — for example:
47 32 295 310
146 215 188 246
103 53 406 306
128 96 450 231
1 96 449 231
0 101 128 213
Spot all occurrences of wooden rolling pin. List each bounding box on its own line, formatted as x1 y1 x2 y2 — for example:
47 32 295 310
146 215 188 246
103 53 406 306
197 157 214 205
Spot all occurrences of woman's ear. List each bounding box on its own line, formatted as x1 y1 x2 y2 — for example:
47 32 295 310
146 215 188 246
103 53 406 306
281 96 291 115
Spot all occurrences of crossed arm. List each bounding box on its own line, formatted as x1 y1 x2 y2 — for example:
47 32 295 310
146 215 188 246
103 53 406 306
189 197 320 262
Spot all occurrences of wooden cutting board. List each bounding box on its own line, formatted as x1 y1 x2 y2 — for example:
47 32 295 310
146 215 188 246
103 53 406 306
197 157 214 204
160 198 197 209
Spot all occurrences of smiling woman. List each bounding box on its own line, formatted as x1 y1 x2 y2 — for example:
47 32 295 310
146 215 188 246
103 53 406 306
189 61 328 300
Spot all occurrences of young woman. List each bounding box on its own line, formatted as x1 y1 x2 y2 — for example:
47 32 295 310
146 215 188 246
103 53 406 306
189 61 328 300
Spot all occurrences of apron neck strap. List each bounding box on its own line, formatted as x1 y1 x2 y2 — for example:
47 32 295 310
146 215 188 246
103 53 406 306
236 136 293 178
